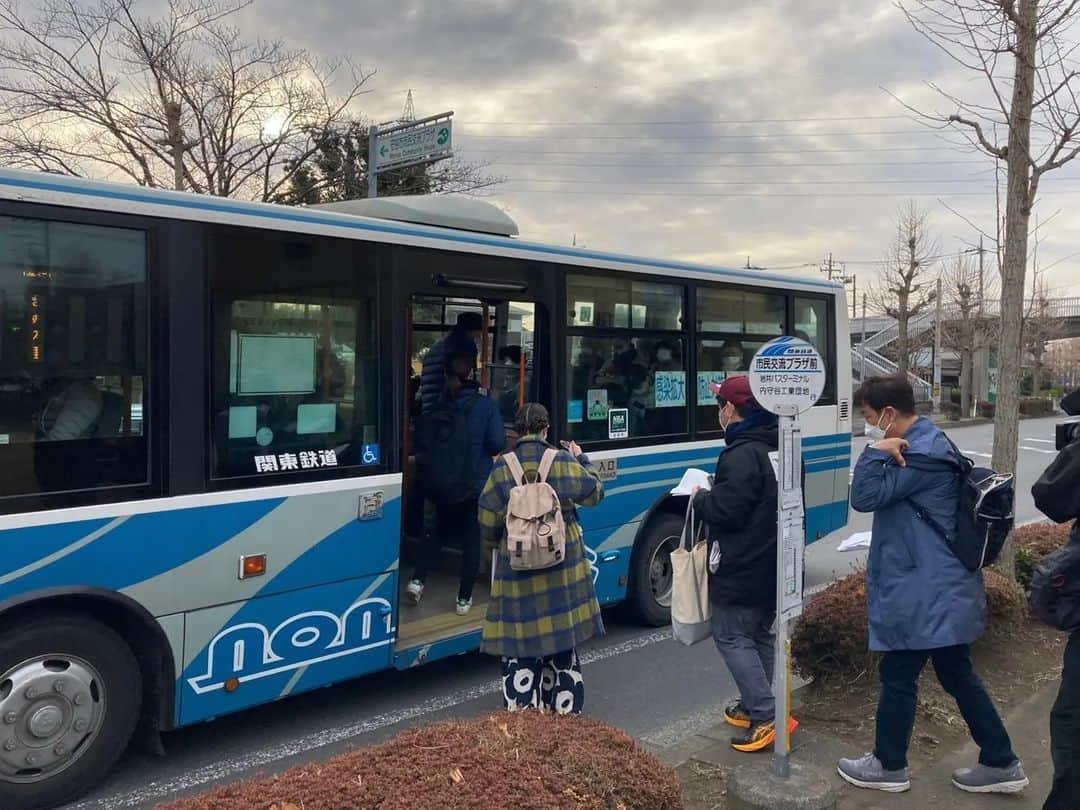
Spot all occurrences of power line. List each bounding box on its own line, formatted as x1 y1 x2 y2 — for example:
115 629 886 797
500 176 1050 186
458 128 950 140
484 159 990 169
470 188 1078 198
459 145 971 156
462 114 914 125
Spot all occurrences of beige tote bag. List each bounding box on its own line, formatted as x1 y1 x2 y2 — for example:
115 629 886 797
671 499 712 646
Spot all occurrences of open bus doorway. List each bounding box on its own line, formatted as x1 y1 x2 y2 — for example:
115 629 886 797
396 295 543 650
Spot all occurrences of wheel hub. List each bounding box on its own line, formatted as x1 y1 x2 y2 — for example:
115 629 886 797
649 535 678 609
0 656 104 783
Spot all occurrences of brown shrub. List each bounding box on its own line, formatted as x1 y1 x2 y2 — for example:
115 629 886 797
1014 521 1074 591
792 567 1029 681
156 712 682 810
791 570 873 682
982 568 1027 630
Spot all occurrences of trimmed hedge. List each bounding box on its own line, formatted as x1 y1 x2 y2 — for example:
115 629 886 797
158 712 682 810
977 400 996 418
1014 521 1074 591
792 568 1027 682
1019 397 1053 417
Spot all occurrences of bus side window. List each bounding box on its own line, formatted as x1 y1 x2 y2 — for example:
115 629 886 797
694 285 786 436
207 226 381 482
0 215 149 500
564 273 688 443
793 297 835 405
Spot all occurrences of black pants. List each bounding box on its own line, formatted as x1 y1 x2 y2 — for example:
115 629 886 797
874 645 1016 771
1046 632 1080 810
412 497 481 602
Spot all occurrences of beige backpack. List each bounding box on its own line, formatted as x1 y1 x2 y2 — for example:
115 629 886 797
502 449 567 571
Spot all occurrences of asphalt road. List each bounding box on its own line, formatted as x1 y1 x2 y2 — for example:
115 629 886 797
70 417 1064 810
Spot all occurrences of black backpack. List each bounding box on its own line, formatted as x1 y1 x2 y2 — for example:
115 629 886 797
904 437 1015 571
416 395 478 505
1029 537 1080 632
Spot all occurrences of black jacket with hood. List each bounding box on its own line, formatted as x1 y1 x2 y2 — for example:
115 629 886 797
693 411 779 608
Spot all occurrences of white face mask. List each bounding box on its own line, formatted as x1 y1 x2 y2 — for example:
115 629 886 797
721 355 742 371
657 349 672 362
719 405 732 433
864 411 893 441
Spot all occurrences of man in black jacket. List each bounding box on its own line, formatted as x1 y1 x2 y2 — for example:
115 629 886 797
693 375 793 753
1031 388 1080 810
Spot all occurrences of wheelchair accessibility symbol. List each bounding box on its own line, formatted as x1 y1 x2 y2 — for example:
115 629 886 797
361 444 380 465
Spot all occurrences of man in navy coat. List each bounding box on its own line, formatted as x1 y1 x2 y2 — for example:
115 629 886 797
837 375 1026 795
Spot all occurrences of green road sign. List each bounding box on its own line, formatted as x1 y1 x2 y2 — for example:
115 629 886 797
374 118 454 171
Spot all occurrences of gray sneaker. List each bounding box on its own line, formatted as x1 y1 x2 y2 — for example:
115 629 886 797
837 753 911 793
952 761 1029 794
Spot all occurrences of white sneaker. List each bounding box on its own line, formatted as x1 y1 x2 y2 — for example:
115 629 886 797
455 597 473 616
406 579 424 604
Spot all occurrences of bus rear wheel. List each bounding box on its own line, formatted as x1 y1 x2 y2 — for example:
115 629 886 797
629 512 684 627
0 614 141 810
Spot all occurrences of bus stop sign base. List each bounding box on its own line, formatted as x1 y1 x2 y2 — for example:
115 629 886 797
729 761 837 810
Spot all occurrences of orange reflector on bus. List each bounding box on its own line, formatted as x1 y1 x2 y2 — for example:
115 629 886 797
224 678 240 693
239 554 266 579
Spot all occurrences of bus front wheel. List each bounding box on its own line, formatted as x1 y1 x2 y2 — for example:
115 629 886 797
0 614 141 810
630 512 684 627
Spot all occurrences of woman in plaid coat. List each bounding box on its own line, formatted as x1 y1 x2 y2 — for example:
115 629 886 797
478 403 604 714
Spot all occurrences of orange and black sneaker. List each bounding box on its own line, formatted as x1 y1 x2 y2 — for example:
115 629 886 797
730 716 799 753
723 702 751 729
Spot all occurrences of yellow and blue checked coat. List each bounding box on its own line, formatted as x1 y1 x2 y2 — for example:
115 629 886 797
478 436 605 659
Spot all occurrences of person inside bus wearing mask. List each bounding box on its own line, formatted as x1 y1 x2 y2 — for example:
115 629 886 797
719 340 745 373
653 340 681 372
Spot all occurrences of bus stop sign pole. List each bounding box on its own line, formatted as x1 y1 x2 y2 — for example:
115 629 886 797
748 336 826 779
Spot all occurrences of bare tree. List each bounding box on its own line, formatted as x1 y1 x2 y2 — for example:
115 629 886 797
941 256 999 417
870 201 940 377
898 1 1080 523
0 0 374 201
1025 278 1065 396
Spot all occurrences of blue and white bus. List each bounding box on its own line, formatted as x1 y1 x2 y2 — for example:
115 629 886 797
0 167 851 808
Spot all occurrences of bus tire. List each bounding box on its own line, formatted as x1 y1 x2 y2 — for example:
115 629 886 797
629 512 684 627
0 613 141 810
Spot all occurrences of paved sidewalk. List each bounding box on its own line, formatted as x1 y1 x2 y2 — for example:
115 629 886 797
661 681 1059 808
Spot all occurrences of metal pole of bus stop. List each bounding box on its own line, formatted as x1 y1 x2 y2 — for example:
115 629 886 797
773 412 802 779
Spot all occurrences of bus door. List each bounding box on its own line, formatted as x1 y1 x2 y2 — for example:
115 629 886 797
395 292 546 665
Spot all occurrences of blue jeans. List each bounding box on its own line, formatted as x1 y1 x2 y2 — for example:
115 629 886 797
875 645 1017 771
711 605 776 724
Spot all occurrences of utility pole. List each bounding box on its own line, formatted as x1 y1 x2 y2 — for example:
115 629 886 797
820 253 840 281
861 294 868 383
933 276 943 411
367 123 379 199
977 235 985 314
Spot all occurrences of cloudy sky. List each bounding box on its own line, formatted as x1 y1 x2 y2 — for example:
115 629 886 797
239 0 1080 298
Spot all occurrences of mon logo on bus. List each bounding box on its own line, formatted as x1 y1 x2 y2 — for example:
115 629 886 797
187 597 394 695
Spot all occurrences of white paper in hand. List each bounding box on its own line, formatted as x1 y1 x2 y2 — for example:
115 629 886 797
671 468 711 496
837 531 872 552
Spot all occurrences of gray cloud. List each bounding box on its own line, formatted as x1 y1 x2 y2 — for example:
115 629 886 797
237 0 1079 296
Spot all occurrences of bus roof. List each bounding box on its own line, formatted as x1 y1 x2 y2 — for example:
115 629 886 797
0 167 840 293
311 196 520 237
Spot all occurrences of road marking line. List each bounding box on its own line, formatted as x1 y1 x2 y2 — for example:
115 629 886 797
1024 438 1056 444
1020 445 1057 455
960 449 993 459
78 628 674 809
